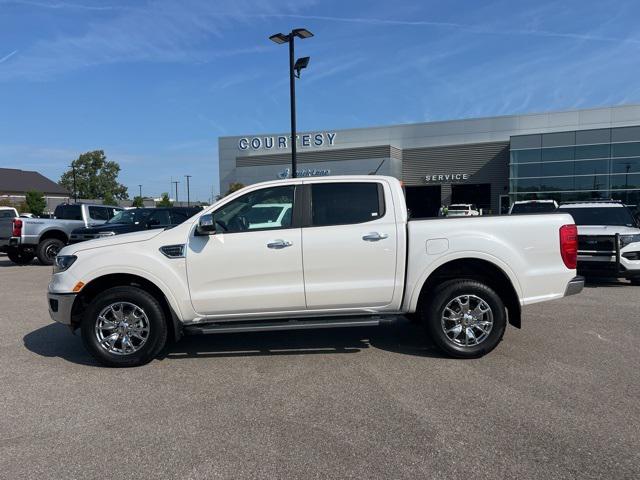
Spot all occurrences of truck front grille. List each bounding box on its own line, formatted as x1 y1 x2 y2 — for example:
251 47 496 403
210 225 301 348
578 235 616 254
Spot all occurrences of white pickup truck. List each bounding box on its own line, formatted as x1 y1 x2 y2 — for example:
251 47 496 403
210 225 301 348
47 176 584 367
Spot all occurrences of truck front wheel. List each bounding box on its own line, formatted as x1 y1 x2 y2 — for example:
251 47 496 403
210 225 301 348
422 280 506 358
37 238 65 265
81 286 168 367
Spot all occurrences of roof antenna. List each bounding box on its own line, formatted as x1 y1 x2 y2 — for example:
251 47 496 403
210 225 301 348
369 158 386 175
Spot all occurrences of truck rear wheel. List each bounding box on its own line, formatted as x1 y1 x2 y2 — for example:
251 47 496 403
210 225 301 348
81 286 168 367
37 238 65 265
7 247 35 265
422 280 506 358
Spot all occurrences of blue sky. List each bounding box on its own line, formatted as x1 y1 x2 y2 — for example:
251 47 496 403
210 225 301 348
1 0 640 201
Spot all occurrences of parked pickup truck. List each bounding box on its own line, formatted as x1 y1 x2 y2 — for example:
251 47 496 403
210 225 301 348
47 176 584 367
9 203 122 265
0 206 19 258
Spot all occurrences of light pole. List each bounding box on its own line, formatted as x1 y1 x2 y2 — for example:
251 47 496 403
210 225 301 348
185 175 191 207
69 162 77 203
138 184 142 199
269 28 313 178
172 180 179 204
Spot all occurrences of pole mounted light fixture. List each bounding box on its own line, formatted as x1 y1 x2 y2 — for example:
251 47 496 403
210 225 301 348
268 28 314 178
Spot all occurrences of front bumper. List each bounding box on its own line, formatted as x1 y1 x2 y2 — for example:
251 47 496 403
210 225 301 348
47 292 77 325
564 276 585 297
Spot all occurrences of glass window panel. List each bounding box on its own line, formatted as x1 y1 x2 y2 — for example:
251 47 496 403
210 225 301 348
541 146 574 162
539 177 575 191
510 149 541 163
213 185 294 233
611 142 640 158
610 174 640 190
611 157 640 174
560 191 609 202
510 163 541 178
574 160 609 175
541 161 574 176
574 175 608 191
311 183 382 226
574 144 610 159
516 192 561 202
611 191 640 207
512 178 540 192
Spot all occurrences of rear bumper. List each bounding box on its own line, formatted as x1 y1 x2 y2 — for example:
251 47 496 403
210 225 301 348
564 276 585 297
48 292 77 325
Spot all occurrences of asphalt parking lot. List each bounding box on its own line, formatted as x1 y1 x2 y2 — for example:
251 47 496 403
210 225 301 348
0 255 638 479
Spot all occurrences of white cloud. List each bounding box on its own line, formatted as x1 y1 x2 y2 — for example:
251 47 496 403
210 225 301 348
0 0 316 81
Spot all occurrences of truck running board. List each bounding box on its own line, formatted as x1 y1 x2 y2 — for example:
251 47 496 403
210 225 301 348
183 316 389 335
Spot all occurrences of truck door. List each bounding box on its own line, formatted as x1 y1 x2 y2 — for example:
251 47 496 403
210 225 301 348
302 180 398 309
186 184 305 316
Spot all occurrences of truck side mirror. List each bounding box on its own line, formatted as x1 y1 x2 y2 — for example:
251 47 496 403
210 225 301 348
196 213 216 235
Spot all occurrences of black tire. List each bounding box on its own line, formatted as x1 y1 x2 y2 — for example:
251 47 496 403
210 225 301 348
36 238 65 265
421 279 506 358
630 278 640 286
7 248 35 265
81 286 168 367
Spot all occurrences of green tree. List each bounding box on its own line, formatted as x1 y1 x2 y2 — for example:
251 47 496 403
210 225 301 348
59 150 129 201
25 190 46 216
157 192 173 207
225 182 245 196
131 196 145 208
102 192 117 206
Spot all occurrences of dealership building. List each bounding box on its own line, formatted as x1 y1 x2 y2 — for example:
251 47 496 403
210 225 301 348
218 104 640 216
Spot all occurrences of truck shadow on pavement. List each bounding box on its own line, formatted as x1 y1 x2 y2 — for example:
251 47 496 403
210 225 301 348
23 318 445 367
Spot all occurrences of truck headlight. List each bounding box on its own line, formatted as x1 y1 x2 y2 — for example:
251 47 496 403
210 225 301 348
53 255 77 273
619 234 640 248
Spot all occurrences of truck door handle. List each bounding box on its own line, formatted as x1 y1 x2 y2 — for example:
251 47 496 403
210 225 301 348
267 239 293 249
362 232 388 242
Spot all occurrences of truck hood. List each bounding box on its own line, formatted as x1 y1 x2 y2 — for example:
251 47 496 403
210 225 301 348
577 225 640 236
60 229 165 255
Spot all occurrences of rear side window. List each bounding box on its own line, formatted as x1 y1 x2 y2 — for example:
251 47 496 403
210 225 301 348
311 183 384 227
89 206 109 221
54 205 82 220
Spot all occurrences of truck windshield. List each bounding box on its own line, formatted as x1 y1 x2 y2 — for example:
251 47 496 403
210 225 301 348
107 209 152 225
560 207 637 227
511 203 557 214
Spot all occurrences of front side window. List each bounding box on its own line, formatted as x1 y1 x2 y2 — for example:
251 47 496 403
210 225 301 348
311 182 383 227
107 209 152 224
147 210 171 227
212 186 294 233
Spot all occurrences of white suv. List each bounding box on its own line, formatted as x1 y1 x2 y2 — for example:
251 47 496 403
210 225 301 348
558 201 640 285
446 204 480 217
509 200 558 215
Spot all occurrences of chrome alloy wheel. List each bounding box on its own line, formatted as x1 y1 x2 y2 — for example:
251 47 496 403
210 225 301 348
95 302 150 356
441 295 494 347
45 243 61 261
